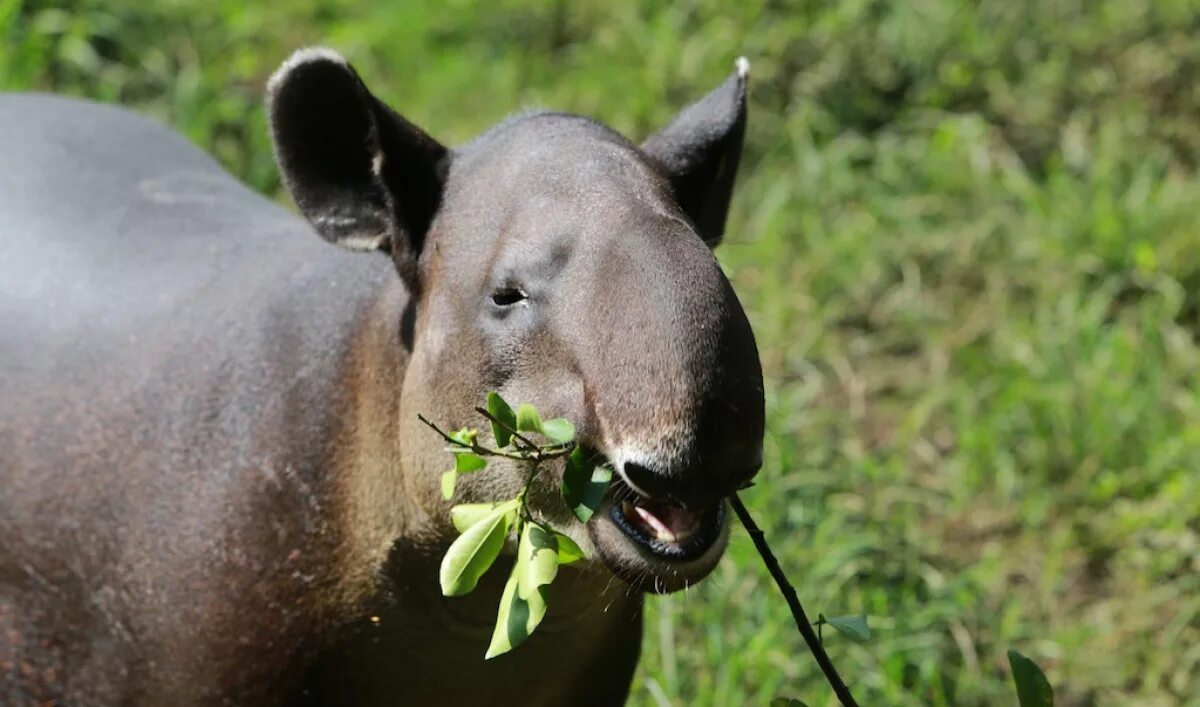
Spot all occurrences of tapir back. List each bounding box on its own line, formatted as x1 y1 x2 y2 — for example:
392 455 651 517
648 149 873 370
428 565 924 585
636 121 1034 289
0 95 399 704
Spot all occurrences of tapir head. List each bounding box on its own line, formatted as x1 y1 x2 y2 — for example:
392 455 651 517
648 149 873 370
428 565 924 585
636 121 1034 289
267 49 764 593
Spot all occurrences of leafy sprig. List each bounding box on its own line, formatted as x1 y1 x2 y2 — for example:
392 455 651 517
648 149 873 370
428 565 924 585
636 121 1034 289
418 391 610 658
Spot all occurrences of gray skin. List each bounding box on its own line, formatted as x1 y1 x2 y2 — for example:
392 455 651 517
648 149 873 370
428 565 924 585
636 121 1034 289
0 48 764 706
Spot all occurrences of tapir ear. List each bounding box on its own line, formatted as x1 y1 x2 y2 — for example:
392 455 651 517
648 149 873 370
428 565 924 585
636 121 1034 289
641 58 749 247
267 48 448 290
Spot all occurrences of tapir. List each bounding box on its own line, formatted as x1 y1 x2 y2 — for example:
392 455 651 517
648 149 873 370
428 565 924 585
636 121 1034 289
0 48 765 705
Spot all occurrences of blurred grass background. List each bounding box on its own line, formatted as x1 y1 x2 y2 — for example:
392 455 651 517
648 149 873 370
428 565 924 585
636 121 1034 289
4 0 1200 704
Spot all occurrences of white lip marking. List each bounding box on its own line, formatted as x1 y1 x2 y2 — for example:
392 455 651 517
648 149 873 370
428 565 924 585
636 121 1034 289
614 465 655 500
609 444 686 500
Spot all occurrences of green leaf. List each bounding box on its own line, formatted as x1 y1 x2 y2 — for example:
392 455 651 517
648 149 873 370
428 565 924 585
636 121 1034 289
553 531 586 564
825 615 871 641
450 500 518 533
485 570 524 659
439 506 510 596
1008 649 1054 707
441 470 456 500
486 392 517 447
539 417 575 444
485 568 544 659
524 581 548 639
447 427 478 447
454 452 487 473
562 448 613 523
517 523 559 600
515 403 543 434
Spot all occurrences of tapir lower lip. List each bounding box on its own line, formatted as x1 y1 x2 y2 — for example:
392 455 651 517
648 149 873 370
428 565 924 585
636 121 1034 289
585 479 731 593
607 482 724 561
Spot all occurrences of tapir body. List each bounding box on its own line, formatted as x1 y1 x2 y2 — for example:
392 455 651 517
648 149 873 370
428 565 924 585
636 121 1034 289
0 50 764 706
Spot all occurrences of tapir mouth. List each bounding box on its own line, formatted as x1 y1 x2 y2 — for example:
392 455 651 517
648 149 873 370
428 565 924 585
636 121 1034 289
607 479 725 561
584 462 732 592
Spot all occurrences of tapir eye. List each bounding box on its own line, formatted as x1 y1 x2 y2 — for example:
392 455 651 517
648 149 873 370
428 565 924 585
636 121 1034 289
490 287 528 307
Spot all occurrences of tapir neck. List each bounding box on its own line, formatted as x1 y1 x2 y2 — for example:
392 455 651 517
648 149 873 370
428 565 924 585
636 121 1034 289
320 279 425 613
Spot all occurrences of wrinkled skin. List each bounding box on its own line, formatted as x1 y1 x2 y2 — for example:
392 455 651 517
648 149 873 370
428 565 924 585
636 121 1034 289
0 48 764 706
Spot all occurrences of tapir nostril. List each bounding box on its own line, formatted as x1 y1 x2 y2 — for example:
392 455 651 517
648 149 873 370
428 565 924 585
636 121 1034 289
620 461 684 506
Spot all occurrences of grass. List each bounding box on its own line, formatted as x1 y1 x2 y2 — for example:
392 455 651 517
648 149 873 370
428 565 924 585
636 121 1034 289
5 0 1200 704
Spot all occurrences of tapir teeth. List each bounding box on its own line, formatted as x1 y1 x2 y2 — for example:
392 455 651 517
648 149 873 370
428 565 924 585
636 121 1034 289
621 500 700 544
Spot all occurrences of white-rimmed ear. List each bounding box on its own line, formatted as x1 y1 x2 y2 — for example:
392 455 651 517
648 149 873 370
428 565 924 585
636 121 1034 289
642 58 749 247
267 47 449 291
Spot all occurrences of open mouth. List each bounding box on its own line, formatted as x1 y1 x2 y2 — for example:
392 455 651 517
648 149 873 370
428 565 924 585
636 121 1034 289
608 479 725 561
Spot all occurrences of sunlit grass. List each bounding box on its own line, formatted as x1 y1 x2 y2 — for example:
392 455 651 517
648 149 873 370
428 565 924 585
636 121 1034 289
6 1 1200 704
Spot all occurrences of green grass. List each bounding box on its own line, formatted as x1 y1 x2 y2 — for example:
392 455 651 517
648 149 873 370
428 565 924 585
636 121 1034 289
6 1 1200 704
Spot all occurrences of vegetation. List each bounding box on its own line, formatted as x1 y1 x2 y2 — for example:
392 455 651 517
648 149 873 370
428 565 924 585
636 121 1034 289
424 394 1054 707
420 393 605 659
6 1 1199 704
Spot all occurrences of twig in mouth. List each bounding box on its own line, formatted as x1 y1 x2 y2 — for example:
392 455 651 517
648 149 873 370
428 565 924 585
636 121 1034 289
472 406 544 454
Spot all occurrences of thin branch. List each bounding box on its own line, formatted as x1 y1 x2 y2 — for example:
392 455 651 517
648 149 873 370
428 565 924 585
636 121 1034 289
417 413 465 446
729 493 860 707
417 413 530 462
417 413 572 463
473 406 543 454
515 463 539 525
